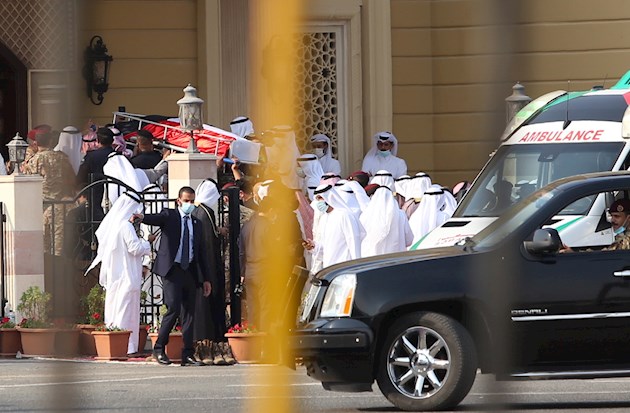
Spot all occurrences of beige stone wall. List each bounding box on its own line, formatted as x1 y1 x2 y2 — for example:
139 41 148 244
391 0 512 187
78 0 199 127
391 0 630 188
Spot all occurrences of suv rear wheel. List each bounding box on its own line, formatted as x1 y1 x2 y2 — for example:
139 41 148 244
376 312 477 411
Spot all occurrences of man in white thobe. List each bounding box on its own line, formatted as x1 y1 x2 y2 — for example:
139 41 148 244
305 184 362 269
297 154 324 201
310 134 341 175
87 191 151 354
360 187 413 257
370 170 396 191
408 185 453 247
54 126 83 175
361 132 408 178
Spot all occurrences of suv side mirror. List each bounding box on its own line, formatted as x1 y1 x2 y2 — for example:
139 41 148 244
524 228 561 254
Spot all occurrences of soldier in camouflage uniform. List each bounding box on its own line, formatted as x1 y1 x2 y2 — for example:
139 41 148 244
603 199 630 251
24 130 76 255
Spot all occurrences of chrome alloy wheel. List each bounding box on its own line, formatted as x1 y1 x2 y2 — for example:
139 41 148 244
386 326 451 399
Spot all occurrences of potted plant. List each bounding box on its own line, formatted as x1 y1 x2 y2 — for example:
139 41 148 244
76 285 105 355
0 316 21 356
224 321 266 363
148 305 183 362
138 291 150 354
91 324 131 361
16 286 57 356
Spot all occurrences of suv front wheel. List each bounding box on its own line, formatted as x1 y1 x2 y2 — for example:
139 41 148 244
376 312 478 411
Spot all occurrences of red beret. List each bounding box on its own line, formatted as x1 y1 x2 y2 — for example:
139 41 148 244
364 183 380 197
349 170 368 178
27 124 52 141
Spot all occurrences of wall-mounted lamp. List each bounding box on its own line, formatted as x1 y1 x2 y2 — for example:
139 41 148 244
83 35 113 105
177 84 204 153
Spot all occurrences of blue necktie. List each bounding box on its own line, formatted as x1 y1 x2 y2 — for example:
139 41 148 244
181 216 190 270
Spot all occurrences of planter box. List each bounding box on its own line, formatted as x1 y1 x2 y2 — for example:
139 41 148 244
17 327 58 357
55 328 80 357
138 325 149 353
149 332 183 362
0 328 22 356
225 332 266 364
76 324 98 356
91 330 131 361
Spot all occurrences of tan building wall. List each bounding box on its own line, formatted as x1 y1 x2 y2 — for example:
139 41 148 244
78 0 199 127
391 0 630 187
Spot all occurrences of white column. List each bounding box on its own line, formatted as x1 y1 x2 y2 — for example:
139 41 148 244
0 175 45 320
167 153 218 200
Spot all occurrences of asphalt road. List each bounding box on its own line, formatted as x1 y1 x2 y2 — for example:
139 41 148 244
2 359 630 412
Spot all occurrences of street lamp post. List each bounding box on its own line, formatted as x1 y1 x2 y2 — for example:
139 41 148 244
505 82 532 125
177 84 204 153
6 132 29 175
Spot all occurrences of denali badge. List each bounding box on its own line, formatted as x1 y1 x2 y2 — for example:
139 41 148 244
511 308 549 316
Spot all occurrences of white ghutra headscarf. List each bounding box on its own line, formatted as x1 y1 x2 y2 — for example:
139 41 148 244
230 116 255 139
298 154 324 201
360 186 413 257
309 134 341 175
408 185 452 246
54 126 83 174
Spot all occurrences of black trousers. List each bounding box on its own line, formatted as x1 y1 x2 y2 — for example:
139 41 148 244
154 263 197 357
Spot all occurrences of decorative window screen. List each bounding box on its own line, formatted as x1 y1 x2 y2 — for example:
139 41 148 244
295 30 341 158
0 0 75 69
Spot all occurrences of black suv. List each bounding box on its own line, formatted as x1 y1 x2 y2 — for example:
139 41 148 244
294 171 630 411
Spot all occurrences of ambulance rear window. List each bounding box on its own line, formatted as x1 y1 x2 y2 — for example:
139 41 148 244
528 95 627 124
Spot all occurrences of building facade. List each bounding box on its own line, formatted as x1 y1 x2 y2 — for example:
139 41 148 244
1 0 630 186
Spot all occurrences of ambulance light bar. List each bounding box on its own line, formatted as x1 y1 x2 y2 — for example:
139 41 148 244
500 90 567 142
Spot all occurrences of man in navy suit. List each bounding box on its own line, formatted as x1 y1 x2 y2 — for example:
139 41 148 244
77 128 115 219
137 186 213 366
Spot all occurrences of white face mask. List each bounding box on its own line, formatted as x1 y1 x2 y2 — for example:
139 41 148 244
180 201 195 215
316 200 328 213
296 166 306 178
314 148 325 158
378 149 391 157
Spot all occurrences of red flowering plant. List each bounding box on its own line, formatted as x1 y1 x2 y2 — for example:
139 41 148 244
227 321 258 334
0 317 15 329
80 285 105 325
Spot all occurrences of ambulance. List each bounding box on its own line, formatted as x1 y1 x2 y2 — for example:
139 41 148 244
415 70 630 249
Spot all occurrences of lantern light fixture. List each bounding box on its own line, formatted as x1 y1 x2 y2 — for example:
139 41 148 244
177 84 204 153
83 35 113 105
6 132 28 175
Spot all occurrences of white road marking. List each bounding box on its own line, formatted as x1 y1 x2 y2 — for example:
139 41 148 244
0 376 178 388
161 395 384 401
469 390 630 396
227 382 322 387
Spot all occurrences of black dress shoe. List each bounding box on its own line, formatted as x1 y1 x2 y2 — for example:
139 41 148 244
181 355 203 366
153 352 172 365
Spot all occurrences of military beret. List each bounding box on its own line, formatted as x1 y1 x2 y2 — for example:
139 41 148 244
609 199 630 213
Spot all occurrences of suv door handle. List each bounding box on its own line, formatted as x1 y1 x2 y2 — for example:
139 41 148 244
614 270 630 277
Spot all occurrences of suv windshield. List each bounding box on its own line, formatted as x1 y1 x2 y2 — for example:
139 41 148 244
472 185 561 249
456 142 623 217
